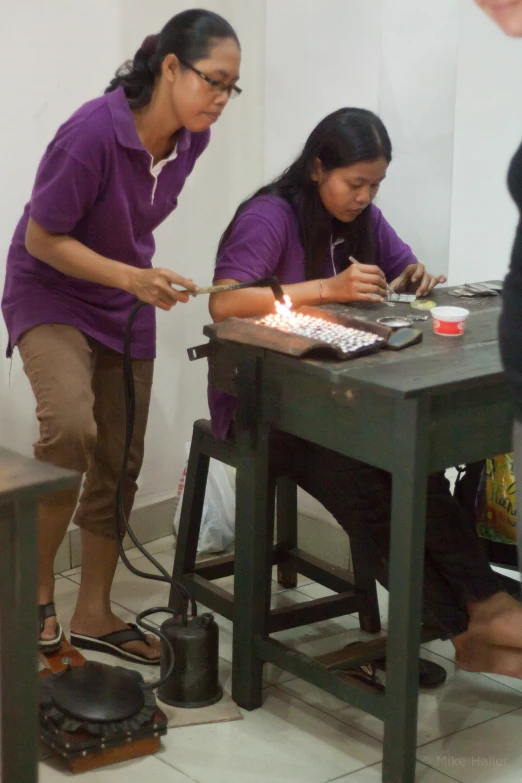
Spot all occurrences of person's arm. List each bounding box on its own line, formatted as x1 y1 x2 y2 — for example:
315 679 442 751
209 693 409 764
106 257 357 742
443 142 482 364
209 207 387 322
25 219 195 310
26 141 196 309
210 269 388 322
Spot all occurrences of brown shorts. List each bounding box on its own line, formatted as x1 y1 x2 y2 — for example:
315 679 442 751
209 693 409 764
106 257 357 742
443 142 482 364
18 324 153 540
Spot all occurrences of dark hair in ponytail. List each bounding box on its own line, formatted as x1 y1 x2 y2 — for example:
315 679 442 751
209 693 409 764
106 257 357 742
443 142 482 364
218 108 392 281
105 9 239 109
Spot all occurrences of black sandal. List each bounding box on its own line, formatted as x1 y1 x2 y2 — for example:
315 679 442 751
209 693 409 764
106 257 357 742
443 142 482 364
374 655 447 690
336 642 447 691
39 603 63 654
333 660 385 693
70 623 160 665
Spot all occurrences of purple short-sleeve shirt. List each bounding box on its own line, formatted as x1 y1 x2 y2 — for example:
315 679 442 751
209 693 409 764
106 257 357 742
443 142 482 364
209 194 417 439
2 86 210 359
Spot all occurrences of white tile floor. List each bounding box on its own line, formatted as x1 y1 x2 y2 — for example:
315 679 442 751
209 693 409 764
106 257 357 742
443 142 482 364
38 536 522 783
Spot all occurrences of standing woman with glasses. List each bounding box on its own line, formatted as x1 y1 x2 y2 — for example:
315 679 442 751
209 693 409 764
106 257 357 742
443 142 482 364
474 0 522 582
1 9 241 664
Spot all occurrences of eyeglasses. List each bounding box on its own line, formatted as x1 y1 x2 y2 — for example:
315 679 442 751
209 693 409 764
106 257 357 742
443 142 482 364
179 59 242 99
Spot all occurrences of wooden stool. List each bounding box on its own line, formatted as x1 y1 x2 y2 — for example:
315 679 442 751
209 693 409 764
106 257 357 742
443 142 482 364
169 419 381 636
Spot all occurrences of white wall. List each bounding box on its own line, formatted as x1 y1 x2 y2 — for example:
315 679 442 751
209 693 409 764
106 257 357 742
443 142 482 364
264 0 382 181
377 0 459 278
447 2 522 284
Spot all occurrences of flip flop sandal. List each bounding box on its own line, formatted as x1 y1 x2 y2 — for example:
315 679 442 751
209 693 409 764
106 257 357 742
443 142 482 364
332 660 385 693
374 655 447 690
39 603 63 654
335 642 447 691
70 623 160 665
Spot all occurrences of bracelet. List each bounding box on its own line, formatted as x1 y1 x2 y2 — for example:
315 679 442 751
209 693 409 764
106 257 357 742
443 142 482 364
319 279 323 304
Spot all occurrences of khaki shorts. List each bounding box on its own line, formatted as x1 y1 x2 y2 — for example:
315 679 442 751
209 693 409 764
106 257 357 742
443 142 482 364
18 324 153 540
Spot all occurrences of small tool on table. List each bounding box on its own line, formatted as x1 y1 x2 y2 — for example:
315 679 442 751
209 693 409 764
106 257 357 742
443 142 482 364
348 255 397 306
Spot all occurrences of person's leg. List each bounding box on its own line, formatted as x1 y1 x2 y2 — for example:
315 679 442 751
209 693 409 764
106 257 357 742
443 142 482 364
272 432 470 633
18 325 96 642
38 487 81 639
274 431 522 678
70 342 158 660
395 469 522 673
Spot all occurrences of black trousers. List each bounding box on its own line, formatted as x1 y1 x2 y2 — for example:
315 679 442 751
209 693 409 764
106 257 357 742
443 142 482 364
270 430 502 638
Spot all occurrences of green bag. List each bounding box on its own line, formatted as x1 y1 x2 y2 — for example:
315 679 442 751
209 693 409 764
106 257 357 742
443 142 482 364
477 453 517 545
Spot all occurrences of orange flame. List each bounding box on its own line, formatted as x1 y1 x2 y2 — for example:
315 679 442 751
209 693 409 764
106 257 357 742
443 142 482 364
275 294 293 317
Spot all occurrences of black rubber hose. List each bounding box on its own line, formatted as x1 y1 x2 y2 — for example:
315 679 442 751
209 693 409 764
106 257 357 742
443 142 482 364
114 300 196 690
135 607 180 691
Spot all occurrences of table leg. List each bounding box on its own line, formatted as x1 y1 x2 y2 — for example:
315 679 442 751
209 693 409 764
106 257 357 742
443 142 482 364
275 477 299 589
232 356 275 710
382 397 429 783
0 498 39 783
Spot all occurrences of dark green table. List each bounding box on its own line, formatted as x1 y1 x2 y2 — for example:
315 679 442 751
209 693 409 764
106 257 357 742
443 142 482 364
205 290 513 783
0 449 79 783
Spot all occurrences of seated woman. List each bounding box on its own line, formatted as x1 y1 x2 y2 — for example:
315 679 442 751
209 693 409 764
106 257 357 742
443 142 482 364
208 107 522 681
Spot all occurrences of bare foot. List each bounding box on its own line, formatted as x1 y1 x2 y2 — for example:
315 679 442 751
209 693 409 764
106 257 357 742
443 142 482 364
40 615 59 641
39 589 60 641
467 592 522 650
453 633 522 679
70 611 160 661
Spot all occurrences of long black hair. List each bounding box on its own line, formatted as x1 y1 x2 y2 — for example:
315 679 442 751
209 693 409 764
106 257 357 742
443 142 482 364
106 9 239 110
219 108 392 281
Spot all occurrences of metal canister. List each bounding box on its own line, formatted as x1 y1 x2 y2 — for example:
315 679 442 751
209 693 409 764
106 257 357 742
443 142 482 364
157 613 223 708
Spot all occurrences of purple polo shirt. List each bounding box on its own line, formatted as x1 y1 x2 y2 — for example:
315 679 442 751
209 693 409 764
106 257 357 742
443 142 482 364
2 86 210 360
208 194 417 439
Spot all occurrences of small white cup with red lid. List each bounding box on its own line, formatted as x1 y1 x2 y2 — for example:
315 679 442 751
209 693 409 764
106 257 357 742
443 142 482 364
431 306 470 337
